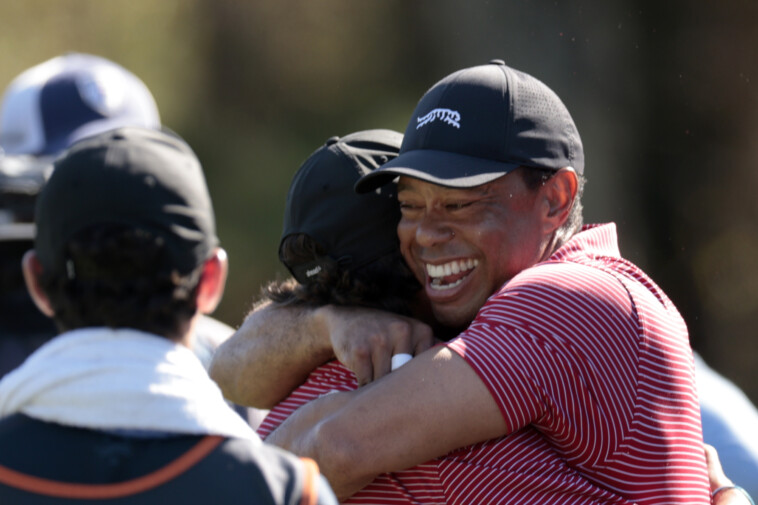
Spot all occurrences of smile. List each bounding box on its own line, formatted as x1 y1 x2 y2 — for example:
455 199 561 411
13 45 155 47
426 259 478 290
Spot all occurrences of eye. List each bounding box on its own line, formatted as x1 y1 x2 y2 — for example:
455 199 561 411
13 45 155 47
445 201 472 211
399 201 421 211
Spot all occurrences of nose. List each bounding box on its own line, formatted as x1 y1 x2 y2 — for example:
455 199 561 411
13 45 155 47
414 212 455 248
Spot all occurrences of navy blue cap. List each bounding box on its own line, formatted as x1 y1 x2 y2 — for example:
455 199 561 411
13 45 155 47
0 53 160 157
355 60 583 193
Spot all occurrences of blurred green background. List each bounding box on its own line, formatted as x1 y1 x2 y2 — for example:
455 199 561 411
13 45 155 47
2 0 756 403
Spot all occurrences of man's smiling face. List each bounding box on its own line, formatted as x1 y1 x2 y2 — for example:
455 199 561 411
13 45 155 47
396 170 552 328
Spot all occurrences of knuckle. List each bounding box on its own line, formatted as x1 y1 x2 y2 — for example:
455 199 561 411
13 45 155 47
352 346 371 361
367 332 391 351
387 320 412 339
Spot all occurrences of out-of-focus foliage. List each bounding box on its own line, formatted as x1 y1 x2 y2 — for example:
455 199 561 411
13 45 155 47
1 0 756 402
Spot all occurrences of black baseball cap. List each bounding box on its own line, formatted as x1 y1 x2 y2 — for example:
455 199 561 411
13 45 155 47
355 60 583 193
281 130 402 284
34 126 217 276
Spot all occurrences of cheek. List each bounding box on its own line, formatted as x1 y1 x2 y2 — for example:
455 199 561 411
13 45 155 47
397 219 414 251
475 216 539 275
397 221 426 282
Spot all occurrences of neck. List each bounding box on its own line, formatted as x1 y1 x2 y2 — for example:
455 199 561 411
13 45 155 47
544 226 578 260
177 312 202 349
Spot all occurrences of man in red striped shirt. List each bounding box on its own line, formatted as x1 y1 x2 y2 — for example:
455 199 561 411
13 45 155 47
217 61 713 503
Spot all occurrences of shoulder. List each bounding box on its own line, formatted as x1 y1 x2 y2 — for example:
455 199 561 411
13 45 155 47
193 315 235 368
0 417 334 504
481 260 635 323
211 437 335 504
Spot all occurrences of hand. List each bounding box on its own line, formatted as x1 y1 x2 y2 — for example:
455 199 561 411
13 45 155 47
706 444 754 505
706 443 732 494
318 305 436 386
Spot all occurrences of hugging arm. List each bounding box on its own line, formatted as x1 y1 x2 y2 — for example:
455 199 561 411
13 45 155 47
209 301 436 408
209 301 333 408
266 345 507 500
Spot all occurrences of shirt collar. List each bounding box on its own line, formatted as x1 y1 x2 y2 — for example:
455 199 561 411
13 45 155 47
550 223 621 263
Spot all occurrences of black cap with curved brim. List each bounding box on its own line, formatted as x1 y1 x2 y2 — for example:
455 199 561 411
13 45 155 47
35 127 217 277
355 60 583 193
281 129 402 284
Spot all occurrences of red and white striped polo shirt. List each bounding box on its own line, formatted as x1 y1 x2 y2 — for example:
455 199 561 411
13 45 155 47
258 361 449 504
259 223 711 504
445 223 710 503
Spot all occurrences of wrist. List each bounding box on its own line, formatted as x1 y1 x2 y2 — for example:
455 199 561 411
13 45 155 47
311 304 339 360
713 486 755 505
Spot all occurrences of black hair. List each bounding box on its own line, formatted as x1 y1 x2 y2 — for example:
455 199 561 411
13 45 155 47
39 224 203 339
263 233 421 316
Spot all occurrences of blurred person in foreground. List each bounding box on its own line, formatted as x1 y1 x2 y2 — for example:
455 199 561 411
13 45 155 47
0 52 246 378
0 52 160 378
0 53 266 430
213 60 713 503
0 155 56 376
695 354 758 495
0 127 337 504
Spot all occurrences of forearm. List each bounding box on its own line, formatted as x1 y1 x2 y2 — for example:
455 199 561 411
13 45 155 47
209 301 335 408
267 390 375 500
267 347 505 499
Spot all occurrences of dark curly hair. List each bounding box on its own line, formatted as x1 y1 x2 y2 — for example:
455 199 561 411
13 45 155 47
39 224 204 339
262 233 421 316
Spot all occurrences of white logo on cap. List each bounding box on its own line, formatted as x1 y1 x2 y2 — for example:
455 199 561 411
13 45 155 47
416 108 461 130
306 265 322 278
76 67 126 116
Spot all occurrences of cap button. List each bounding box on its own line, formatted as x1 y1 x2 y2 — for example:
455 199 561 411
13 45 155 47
489 59 506 66
325 136 340 146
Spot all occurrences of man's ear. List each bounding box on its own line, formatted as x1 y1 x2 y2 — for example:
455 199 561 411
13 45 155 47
542 167 578 233
195 247 229 315
21 250 55 317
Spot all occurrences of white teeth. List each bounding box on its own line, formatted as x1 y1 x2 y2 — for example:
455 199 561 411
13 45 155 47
425 259 478 288
430 277 464 290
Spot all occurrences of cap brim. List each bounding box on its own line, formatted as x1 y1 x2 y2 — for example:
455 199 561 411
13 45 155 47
53 116 162 155
0 223 36 241
355 149 520 193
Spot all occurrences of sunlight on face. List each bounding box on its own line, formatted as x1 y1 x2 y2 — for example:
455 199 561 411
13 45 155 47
396 172 550 328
